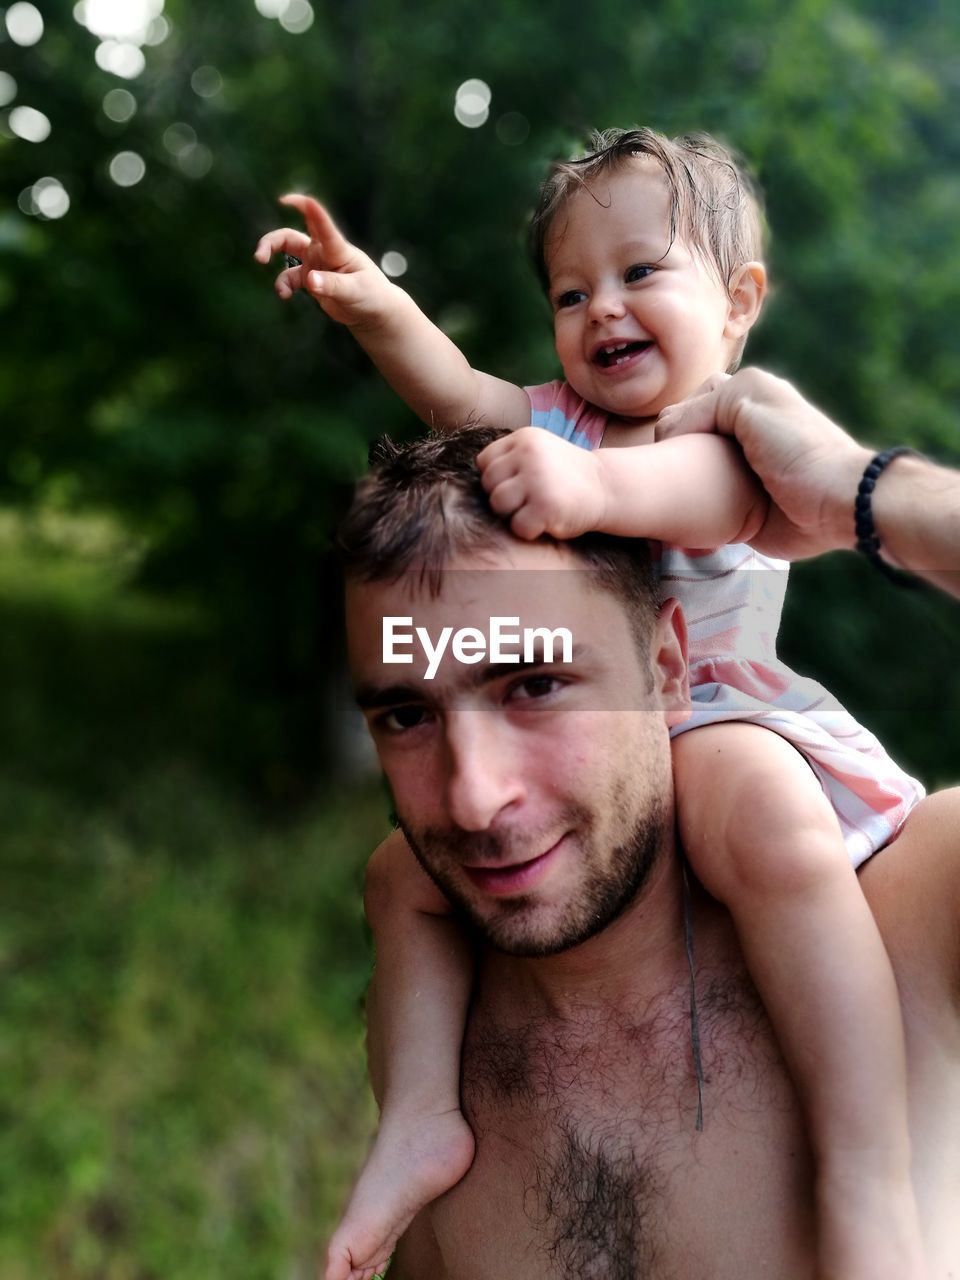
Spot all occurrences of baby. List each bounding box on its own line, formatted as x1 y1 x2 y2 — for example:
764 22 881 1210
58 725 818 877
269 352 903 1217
256 128 927 1280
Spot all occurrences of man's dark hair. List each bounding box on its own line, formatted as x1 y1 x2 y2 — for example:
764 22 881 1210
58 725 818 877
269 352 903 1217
338 424 660 648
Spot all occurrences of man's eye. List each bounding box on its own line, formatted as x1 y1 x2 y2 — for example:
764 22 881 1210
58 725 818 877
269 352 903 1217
380 705 429 732
555 289 586 310
510 675 562 702
625 264 653 283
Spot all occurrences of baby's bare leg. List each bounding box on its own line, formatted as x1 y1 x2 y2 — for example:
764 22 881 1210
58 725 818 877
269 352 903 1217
325 829 475 1280
674 722 925 1280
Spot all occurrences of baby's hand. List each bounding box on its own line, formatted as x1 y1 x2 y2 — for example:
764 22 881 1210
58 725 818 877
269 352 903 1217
477 428 607 540
253 194 398 332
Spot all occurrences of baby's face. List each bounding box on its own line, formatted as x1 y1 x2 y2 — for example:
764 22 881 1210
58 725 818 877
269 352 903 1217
544 160 738 421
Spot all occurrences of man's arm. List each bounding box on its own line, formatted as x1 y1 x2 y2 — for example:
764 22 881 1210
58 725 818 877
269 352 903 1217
656 368 960 594
254 194 531 433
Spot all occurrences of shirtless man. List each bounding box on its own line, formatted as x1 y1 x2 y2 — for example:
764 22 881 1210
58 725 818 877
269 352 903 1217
342 381 960 1278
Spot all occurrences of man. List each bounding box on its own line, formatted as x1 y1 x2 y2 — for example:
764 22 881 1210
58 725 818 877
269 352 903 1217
342 395 960 1278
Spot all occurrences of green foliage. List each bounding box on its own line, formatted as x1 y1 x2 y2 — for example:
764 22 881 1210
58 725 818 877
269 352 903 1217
0 769 385 1279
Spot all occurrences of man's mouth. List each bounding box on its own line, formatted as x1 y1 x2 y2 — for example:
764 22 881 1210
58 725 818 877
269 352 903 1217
463 837 566 897
593 340 654 369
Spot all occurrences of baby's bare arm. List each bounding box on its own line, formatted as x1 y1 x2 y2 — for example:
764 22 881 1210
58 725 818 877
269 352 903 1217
478 428 768 547
595 432 769 547
255 194 530 433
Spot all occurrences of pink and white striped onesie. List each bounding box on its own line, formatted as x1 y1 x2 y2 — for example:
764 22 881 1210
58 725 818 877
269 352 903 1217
527 378 924 866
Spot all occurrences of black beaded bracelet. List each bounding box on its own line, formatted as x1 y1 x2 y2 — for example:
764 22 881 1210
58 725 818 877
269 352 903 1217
854 446 920 585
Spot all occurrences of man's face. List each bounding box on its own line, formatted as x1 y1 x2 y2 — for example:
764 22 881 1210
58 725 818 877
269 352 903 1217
347 539 688 957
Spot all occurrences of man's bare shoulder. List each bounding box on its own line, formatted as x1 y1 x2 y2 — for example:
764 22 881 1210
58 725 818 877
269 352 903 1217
860 787 960 1013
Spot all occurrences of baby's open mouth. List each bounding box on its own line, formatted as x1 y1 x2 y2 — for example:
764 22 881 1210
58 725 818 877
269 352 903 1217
594 340 653 368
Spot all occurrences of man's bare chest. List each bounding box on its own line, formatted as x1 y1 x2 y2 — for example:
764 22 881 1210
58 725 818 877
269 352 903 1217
432 975 816 1279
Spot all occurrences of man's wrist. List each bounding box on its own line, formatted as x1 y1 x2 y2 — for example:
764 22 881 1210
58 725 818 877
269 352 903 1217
822 441 876 554
869 453 945 571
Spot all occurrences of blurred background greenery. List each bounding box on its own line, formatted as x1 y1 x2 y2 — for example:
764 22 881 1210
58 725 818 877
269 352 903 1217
2 0 958 1274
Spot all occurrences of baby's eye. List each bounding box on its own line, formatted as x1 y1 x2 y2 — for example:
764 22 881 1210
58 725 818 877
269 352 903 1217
555 289 587 310
379 705 431 733
624 264 654 283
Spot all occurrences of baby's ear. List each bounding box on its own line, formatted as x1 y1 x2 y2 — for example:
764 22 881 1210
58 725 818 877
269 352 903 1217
724 261 767 340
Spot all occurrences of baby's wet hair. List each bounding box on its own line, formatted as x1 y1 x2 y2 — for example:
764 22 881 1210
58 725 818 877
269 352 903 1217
529 126 765 302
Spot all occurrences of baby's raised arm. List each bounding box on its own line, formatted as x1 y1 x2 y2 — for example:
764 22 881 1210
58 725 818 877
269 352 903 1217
254 194 530 433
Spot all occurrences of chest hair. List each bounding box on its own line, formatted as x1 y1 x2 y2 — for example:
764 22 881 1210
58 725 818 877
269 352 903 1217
462 973 789 1279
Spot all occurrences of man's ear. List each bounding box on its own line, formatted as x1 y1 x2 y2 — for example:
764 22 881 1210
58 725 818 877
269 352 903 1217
652 597 691 729
723 261 767 341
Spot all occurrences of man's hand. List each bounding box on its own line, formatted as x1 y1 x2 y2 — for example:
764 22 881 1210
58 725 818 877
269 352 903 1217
656 368 874 561
253 193 399 333
477 428 606 540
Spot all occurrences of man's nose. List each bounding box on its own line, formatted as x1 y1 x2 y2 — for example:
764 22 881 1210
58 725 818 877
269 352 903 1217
444 711 525 832
588 284 626 323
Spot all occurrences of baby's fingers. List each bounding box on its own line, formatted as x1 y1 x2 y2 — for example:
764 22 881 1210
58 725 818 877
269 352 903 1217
254 227 310 265
274 262 305 299
485 475 526 521
509 504 546 541
476 448 519 496
280 194 353 268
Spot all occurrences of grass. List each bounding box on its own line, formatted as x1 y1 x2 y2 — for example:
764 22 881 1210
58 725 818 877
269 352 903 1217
0 511 388 1278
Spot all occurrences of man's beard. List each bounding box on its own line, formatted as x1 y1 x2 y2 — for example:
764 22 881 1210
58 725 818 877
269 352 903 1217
399 795 665 958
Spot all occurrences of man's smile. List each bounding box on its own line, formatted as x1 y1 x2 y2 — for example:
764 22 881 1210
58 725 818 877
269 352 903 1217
463 835 568 897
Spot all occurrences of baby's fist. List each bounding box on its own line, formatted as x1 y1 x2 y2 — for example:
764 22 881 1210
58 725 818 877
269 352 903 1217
476 428 606 541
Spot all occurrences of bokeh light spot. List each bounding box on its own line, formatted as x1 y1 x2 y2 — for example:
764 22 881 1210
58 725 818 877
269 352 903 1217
6 3 45 46
17 185 36 215
0 73 17 108
380 250 408 278
103 87 137 122
456 78 491 107
178 143 212 178
83 0 163 42
144 14 169 44
34 176 70 219
279 0 313 33
109 150 146 186
454 79 491 129
163 122 197 155
9 105 52 143
454 98 489 129
95 41 147 78
191 65 223 97
254 0 289 17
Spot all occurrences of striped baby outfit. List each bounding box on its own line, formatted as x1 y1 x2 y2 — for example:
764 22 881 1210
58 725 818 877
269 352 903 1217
526 379 924 866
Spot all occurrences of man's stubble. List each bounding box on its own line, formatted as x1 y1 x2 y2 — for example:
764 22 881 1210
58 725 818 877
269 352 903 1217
399 787 667 959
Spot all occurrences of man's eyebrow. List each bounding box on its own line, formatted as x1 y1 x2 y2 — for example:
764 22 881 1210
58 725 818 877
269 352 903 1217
476 643 590 684
354 683 428 710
